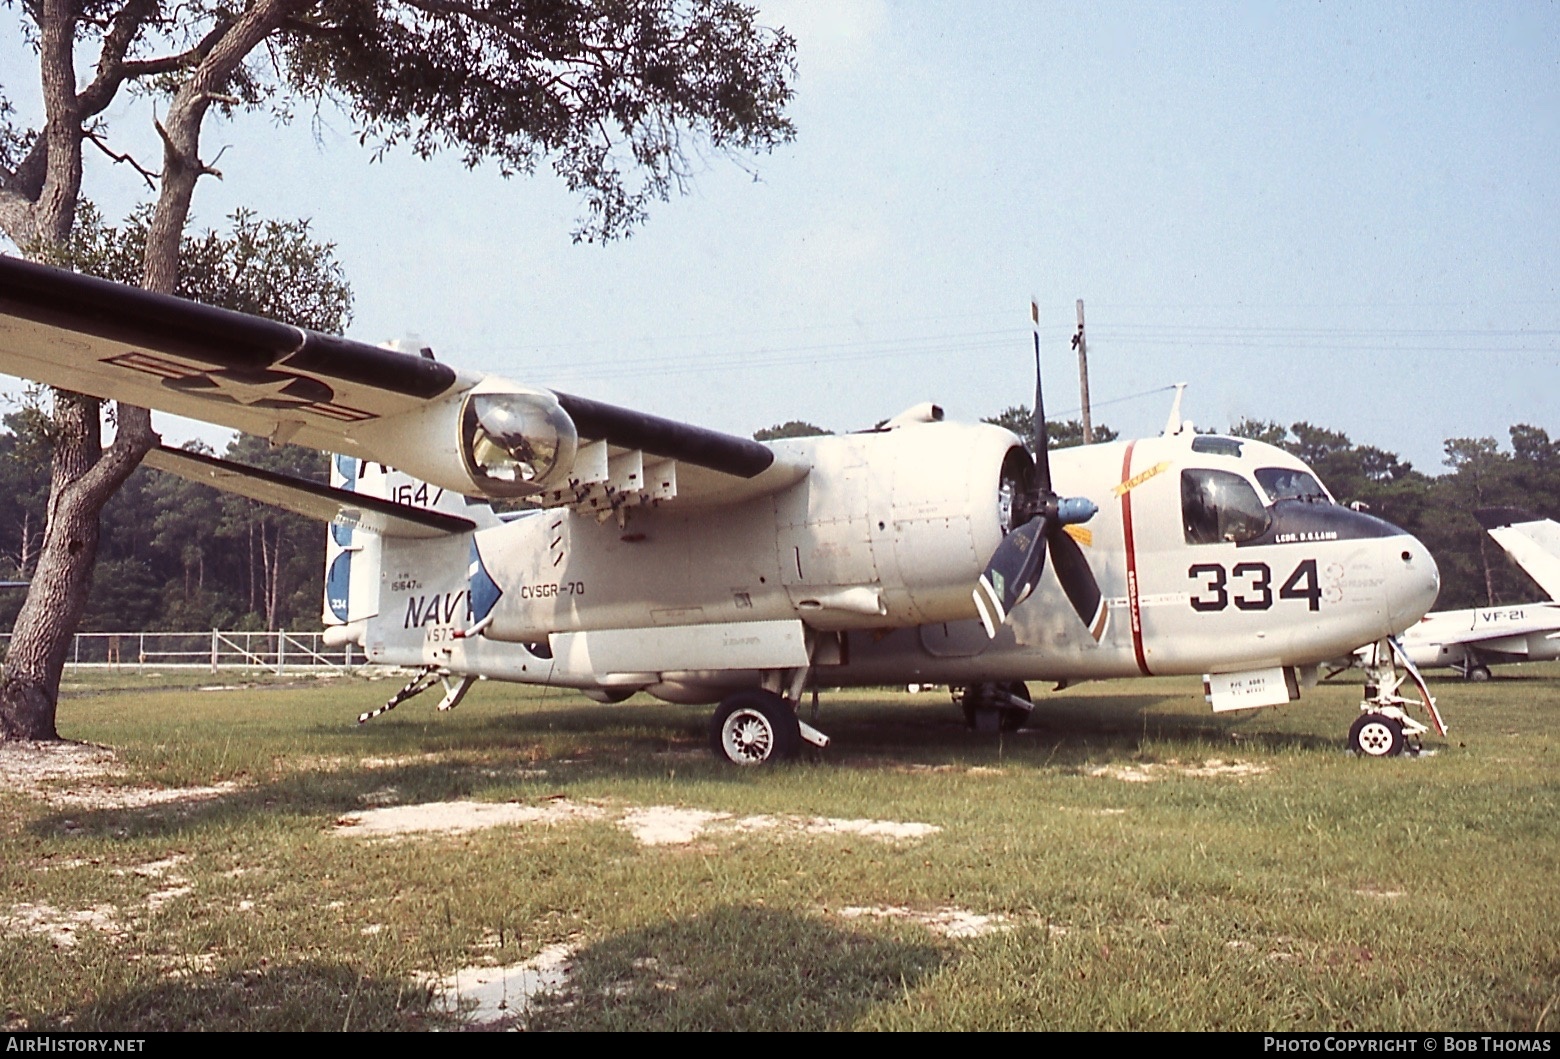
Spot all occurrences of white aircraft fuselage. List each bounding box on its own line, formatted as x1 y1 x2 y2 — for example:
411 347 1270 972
336 426 1440 705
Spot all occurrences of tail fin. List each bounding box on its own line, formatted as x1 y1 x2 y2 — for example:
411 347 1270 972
1476 508 1560 601
324 457 499 630
324 454 377 628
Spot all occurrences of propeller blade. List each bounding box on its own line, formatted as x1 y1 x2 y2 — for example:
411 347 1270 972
1048 525 1109 641
974 515 1049 638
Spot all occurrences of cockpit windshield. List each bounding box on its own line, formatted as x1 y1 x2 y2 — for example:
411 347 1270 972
1255 467 1331 504
1182 468 1271 545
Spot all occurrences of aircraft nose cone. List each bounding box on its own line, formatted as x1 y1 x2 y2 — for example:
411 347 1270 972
1386 533 1440 632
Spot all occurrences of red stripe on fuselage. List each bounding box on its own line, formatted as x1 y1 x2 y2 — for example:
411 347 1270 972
1119 441 1151 675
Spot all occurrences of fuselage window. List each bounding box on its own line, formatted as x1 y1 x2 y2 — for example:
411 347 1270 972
1255 467 1331 504
1181 469 1271 545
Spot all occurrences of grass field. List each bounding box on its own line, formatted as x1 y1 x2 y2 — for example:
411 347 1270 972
1 663 1556 1031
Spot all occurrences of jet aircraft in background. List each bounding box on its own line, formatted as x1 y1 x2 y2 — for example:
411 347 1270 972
1394 509 1560 681
0 255 1444 763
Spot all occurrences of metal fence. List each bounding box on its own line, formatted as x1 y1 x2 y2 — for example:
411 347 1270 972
0 630 361 674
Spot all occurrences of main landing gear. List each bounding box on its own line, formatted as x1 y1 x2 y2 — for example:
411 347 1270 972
955 682 1034 733
1351 637 1448 758
708 672 831 766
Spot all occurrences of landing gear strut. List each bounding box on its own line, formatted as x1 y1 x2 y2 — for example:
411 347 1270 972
956 681 1033 732
1352 637 1447 757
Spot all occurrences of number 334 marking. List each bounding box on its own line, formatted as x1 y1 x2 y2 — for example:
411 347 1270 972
1188 559 1322 612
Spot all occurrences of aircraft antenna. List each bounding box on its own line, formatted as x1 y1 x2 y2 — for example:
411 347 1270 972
1162 382 1189 436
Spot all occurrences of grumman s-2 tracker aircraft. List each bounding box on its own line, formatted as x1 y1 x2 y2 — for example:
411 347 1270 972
0 256 1445 763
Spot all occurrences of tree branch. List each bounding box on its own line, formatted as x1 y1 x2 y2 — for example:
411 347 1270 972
83 127 158 189
74 0 159 118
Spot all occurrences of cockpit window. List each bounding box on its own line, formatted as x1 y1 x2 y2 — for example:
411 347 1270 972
1182 469 1271 545
1255 467 1331 503
1191 436 1245 458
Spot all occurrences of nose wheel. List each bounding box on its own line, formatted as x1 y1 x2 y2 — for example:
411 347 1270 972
1352 636 1446 757
1348 712 1406 757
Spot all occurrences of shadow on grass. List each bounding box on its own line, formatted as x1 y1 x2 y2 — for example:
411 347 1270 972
26 959 439 1032
23 683 1346 839
524 904 944 1031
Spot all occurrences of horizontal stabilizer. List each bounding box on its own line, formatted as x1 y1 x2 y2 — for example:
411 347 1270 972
144 446 475 539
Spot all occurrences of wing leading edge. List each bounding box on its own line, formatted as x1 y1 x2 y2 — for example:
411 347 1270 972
0 256 806 510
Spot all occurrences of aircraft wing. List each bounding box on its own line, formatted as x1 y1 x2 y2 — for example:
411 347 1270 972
1476 508 1560 601
1405 603 1560 652
143 445 476 539
0 256 806 512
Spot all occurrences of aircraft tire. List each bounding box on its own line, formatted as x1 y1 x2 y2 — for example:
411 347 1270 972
710 690 800 766
961 683 1032 732
1002 681 1033 731
1467 665 1492 682
1348 713 1405 758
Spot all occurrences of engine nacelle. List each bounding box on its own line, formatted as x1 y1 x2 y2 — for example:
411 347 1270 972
770 420 1027 628
471 420 1029 643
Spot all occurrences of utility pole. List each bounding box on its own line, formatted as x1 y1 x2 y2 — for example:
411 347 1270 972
1072 298 1093 444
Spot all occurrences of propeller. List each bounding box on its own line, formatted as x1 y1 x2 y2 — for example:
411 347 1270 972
972 302 1109 641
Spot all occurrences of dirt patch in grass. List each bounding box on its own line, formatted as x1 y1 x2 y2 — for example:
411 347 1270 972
335 799 941 847
834 904 1011 939
2 902 125 948
4 854 195 950
1087 758 1271 783
0 741 242 810
335 798 609 837
423 942 578 1029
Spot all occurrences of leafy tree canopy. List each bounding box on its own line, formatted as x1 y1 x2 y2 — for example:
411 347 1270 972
1 0 797 245
754 420 831 441
982 406 1117 451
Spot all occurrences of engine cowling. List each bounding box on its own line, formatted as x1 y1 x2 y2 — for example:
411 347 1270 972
468 420 1031 644
770 420 1028 628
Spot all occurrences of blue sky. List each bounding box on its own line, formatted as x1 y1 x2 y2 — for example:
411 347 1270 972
2 1 1556 473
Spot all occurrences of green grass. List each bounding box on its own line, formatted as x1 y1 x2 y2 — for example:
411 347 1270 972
2 664 1556 1030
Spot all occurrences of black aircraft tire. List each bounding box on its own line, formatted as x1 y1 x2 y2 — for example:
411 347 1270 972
1348 713 1405 758
1001 681 1033 732
710 690 800 766
1468 665 1492 682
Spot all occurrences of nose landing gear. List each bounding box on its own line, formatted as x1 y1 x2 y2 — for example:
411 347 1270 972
1352 636 1447 757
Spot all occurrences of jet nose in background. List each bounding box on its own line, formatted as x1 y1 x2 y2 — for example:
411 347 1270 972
1385 532 1440 632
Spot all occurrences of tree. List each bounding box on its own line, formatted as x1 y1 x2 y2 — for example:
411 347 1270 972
754 420 830 441
0 1 794 741
982 406 1117 451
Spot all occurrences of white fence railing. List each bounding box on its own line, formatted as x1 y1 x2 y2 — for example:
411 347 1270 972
0 630 361 674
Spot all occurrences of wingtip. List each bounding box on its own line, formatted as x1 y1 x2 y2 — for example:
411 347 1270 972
1474 507 1541 531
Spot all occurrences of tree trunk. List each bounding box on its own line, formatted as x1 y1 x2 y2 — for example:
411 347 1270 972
0 0 303 742
0 398 154 740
